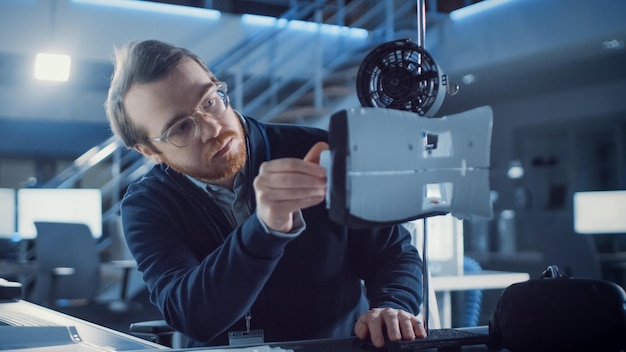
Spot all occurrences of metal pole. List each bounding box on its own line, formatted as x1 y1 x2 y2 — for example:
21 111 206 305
422 217 429 333
235 68 243 111
417 0 430 333
385 0 394 41
314 8 323 111
337 0 345 27
416 0 426 48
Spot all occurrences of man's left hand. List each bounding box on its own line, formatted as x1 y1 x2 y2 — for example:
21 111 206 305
354 307 427 348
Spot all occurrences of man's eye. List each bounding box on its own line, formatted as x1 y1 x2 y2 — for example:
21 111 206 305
202 96 216 111
171 118 194 135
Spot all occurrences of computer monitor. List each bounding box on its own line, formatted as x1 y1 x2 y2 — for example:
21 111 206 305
17 188 102 239
0 188 16 238
404 213 464 276
573 190 626 235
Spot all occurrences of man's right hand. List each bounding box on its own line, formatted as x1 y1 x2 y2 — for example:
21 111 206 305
253 142 329 233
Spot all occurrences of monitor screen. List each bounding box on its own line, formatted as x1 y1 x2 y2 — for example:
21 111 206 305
0 188 16 237
573 190 626 234
17 188 102 239
404 213 464 276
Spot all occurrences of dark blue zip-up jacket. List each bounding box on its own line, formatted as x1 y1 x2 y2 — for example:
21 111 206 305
121 116 423 347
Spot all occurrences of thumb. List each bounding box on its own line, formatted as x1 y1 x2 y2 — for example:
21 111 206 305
303 141 330 165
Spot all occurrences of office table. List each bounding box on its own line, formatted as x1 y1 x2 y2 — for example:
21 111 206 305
184 338 493 352
1 298 609 352
0 299 166 351
431 270 530 328
0 298 494 352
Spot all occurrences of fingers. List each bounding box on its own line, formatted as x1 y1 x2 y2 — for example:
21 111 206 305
259 156 326 178
385 311 427 341
354 308 426 348
253 144 328 232
414 317 427 338
256 160 326 188
254 159 326 203
398 315 427 340
355 313 385 347
397 315 415 341
303 141 329 164
254 178 324 232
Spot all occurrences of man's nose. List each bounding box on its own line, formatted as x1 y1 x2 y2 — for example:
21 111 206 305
197 113 222 142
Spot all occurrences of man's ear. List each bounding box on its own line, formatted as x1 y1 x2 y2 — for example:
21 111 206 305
134 143 163 164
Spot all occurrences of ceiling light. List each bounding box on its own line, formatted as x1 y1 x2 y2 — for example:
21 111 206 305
72 0 221 19
507 160 524 179
450 0 513 21
602 39 625 50
35 53 71 82
462 74 476 85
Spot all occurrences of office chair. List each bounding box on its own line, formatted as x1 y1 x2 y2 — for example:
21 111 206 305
30 221 135 309
30 221 102 307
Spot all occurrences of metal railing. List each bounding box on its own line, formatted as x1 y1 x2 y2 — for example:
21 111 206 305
43 0 418 226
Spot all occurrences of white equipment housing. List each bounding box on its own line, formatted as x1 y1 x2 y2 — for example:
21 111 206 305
320 106 494 228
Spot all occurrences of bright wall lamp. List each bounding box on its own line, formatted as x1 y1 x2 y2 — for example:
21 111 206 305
34 53 71 82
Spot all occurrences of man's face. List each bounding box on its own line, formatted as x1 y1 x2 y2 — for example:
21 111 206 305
125 59 246 186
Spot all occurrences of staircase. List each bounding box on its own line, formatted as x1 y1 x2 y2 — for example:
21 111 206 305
42 0 422 232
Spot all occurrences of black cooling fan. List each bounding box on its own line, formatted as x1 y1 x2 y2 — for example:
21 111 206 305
356 38 449 117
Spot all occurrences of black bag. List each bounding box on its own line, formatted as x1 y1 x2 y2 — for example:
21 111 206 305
488 265 626 352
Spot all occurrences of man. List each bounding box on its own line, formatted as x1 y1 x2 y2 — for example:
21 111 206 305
105 39 426 348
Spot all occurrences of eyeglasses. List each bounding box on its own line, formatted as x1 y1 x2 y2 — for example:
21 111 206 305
150 82 229 148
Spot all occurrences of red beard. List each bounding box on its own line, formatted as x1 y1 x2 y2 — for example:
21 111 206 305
165 130 247 184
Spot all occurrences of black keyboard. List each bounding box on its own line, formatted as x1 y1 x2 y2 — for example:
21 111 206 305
354 328 490 351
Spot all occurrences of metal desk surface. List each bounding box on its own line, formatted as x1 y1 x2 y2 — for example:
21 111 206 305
0 299 166 351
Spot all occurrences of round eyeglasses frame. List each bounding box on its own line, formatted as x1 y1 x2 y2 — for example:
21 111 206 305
149 82 229 148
